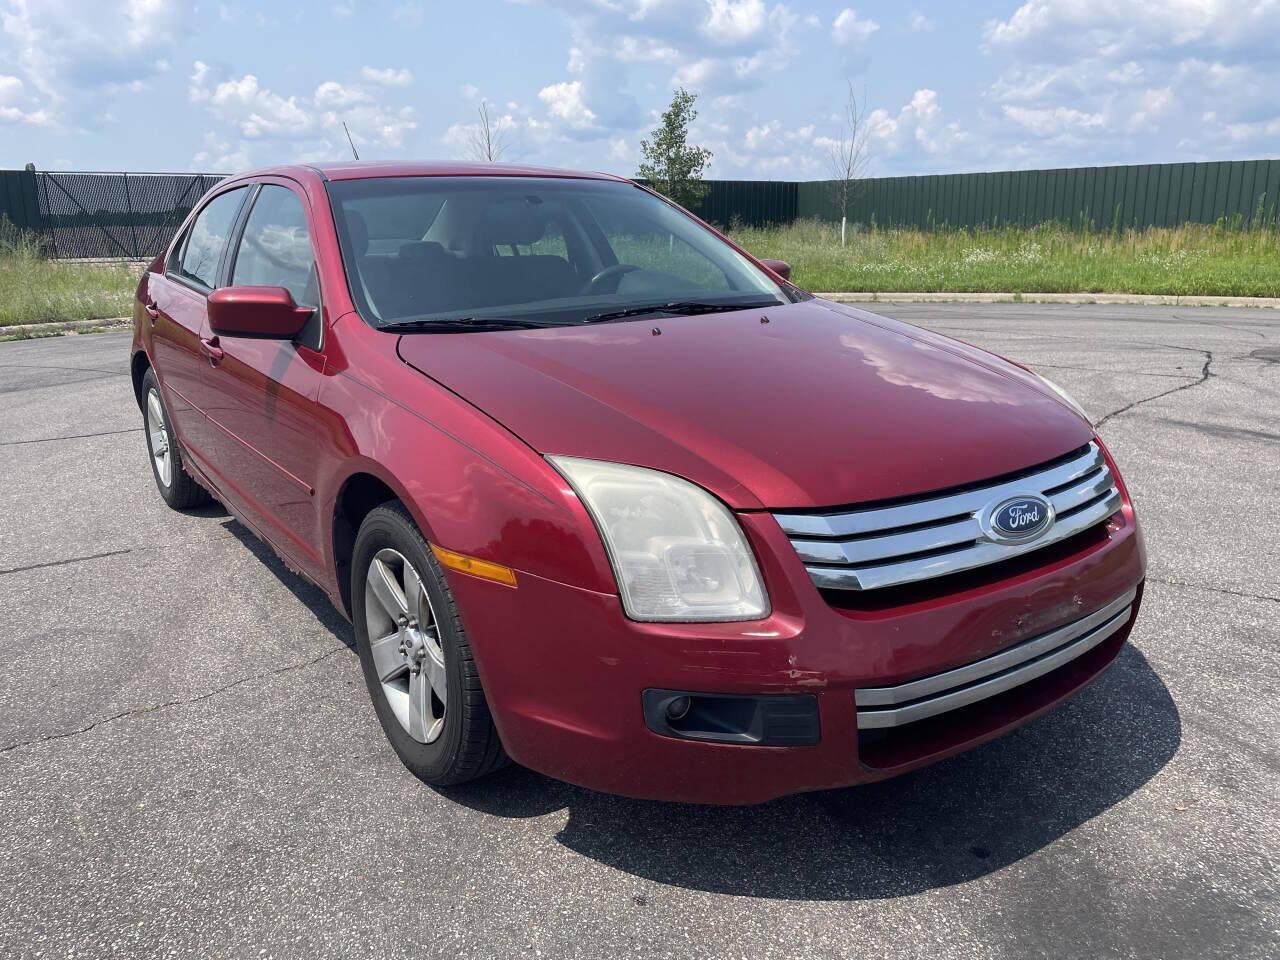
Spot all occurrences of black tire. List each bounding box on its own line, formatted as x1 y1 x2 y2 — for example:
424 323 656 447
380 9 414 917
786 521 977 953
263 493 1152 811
352 502 507 786
140 368 210 510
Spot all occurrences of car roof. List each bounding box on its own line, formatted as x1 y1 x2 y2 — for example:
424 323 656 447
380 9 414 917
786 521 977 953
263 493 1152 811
226 160 631 184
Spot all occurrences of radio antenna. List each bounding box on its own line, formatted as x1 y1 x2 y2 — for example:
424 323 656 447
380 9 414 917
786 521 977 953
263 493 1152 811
343 121 360 160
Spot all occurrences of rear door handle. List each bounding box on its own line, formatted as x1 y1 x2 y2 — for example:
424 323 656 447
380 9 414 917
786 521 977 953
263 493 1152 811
144 302 159 321
200 336 224 364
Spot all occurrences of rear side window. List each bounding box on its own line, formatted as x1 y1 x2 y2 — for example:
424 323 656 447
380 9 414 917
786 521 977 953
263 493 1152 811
230 185 318 308
173 187 246 289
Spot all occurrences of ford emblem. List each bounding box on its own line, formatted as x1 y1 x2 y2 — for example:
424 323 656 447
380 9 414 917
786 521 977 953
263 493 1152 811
986 495 1054 543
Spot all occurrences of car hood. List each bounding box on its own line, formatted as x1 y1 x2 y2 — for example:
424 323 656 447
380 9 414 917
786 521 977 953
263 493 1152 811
396 299 1094 510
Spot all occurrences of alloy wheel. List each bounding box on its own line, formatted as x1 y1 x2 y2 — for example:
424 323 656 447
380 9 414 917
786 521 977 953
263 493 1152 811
364 548 447 744
146 388 172 488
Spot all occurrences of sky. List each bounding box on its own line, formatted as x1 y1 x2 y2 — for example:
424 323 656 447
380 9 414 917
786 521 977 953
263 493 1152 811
2 0 1278 179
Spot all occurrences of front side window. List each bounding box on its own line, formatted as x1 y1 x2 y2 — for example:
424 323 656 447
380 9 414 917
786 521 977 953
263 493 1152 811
230 185 318 308
327 176 790 330
173 187 246 289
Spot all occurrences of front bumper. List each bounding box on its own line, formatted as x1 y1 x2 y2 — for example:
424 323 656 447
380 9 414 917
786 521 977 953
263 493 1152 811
446 493 1146 805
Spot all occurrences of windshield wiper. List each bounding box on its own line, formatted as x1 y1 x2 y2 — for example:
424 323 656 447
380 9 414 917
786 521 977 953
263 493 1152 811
581 299 779 324
378 316 562 333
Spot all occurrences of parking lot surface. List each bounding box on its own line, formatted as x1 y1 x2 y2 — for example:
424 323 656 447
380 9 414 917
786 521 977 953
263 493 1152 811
1 303 1277 959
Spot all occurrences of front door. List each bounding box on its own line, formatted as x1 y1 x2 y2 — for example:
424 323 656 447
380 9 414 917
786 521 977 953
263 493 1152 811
147 185 249 475
199 181 327 581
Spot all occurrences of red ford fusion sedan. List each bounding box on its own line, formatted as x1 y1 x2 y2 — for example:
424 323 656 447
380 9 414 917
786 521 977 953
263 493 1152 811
130 162 1146 804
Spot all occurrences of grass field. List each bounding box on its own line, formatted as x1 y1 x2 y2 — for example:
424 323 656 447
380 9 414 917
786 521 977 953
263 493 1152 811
0 237 137 328
730 219 1280 297
3 217 1279 331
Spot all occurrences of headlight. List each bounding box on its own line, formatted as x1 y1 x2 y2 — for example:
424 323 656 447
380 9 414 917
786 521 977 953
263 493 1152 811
1035 373 1090 423
549 456 770 622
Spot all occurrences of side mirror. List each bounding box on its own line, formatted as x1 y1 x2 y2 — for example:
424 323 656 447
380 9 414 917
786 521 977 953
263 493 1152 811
207 286 312 339
759 259 791 282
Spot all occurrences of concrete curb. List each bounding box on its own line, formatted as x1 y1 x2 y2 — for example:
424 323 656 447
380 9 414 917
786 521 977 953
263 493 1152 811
816 292 1280 308
0 317 131 338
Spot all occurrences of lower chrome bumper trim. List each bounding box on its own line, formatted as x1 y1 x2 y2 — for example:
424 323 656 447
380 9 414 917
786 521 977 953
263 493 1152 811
854 588 1136 730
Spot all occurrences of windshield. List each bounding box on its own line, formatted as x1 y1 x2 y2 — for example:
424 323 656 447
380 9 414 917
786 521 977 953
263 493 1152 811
325 176 791 329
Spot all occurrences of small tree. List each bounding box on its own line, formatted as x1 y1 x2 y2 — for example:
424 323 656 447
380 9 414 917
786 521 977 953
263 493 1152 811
467 100 511 163
826 80 870 246
637 88 713 210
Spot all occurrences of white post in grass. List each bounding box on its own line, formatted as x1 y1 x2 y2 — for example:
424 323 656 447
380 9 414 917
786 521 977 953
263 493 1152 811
841 215 847 248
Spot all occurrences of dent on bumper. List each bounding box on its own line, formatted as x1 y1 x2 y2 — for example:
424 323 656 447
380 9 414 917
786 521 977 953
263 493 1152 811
443 512 1146 805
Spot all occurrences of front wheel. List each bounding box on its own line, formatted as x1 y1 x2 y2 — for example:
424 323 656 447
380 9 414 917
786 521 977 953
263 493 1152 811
352 503 507 786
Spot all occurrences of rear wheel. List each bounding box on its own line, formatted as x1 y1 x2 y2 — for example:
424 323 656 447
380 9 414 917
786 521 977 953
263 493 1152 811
140 368 209 510
352 503 507 785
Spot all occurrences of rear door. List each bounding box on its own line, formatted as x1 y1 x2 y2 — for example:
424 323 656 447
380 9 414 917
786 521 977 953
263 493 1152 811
199 180 327 579
148 185 249 473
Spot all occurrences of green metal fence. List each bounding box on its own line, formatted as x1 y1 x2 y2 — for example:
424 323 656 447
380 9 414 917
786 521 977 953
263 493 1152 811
795 159 1280 230
3 159 1277 259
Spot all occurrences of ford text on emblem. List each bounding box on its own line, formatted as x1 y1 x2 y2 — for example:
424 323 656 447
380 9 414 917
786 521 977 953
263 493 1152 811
987 495 1054 543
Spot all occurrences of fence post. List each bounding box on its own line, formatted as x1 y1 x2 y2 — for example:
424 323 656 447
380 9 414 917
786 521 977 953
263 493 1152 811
36 171 57 259
123 173 139 259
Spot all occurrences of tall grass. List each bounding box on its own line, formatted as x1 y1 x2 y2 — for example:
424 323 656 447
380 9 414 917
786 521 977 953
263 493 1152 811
0 219 137 327
729 218 1280 297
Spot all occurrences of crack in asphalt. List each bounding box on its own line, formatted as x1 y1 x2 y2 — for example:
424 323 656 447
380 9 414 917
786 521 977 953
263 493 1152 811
0 549 133 577
1030 361 1201 381
1093 350 1213 431
0 533 237 577
0 362 131 377
0 427 141 447
0 645 349 757
1170 314 1269 341
1147 576 1280 605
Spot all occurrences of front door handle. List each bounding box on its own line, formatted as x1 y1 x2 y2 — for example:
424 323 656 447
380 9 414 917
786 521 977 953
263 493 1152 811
200 336 224 365
144 302 160 321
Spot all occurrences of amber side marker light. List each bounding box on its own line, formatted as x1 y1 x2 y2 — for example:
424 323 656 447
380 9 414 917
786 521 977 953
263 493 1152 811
430 544 518 587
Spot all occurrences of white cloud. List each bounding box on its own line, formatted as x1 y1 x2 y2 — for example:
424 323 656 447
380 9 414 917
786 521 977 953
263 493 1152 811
909 11 934 32
743 120 778 149
2 0 185 99
703 0 768 46
1128 87 1172 131
673 58 717 89
984 0 1280 58
0 75 22 104
191 67 315 138
614 35 681 63
1002 104 1106 136
186 60 418 167
538 80 598 129
608 137 633 163
983 0 1280 162
1106 61 1144 85
0 73 48 124
831 8 879 47
361 66 413 87
867 89 967 156
191 132 251 171
314 81 370 109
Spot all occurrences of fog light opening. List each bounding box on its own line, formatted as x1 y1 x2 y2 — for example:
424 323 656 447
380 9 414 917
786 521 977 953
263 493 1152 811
641 689 821 746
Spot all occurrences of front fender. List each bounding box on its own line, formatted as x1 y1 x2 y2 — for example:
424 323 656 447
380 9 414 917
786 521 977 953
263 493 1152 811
313 356 617 608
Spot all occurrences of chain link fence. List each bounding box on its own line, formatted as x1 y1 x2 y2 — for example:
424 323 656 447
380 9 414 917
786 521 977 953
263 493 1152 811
1 169 226 259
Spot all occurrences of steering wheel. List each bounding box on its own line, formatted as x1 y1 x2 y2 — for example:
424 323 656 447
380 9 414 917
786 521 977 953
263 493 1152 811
585 263 640 293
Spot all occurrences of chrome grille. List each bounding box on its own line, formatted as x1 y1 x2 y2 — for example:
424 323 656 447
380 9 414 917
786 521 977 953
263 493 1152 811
855 587 1136 729
774 442 1121 592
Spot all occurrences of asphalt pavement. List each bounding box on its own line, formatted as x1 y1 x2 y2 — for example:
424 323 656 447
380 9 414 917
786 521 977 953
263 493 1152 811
1 303 1277 959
